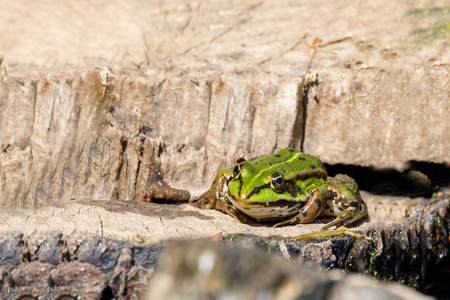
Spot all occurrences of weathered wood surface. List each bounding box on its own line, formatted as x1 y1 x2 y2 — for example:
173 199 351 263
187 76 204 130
1 1 449 207
0 191 439 240
1 0 449 172
0 67 448 206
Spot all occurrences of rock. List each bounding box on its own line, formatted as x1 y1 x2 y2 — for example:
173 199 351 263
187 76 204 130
145 240 433 300
51 262 108 300
0 266 9 296
11 262 55 297
403 171 432 192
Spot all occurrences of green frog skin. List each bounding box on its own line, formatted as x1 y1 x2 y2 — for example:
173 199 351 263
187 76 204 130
192 147 368 230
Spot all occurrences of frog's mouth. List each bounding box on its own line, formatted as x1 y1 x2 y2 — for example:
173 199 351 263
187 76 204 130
227 194 302 221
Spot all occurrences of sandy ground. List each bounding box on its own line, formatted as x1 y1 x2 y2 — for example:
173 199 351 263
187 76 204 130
1 0 449 76
0 192 423 240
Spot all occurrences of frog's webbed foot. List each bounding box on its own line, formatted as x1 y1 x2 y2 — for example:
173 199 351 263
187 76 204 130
192 190 248 223
190 169 248 223
190 189 214 209
190 170 230 209
273 187 328 228
321 200 368 231
214 199 248 223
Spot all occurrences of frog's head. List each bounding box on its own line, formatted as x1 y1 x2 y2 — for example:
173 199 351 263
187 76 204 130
226 161 305 220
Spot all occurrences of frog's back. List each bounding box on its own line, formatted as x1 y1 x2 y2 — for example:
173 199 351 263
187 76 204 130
249 147 325 178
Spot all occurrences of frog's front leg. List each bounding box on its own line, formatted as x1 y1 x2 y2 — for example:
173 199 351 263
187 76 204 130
273 186 329 228
190 169 248 223
320 174 368 231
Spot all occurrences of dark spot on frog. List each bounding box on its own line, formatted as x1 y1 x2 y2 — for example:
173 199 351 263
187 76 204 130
315 199 322 207
286 182 297 197
237 178 244 195
350 201 359 207
327 190 338 199
298 157 305 161
325 204 330 209
310 164 316 169
247 183 271 197
301 210 308 217
338 197 350 209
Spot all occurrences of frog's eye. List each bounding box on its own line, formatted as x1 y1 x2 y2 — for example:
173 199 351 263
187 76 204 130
233 164 242 179
271 172 285 191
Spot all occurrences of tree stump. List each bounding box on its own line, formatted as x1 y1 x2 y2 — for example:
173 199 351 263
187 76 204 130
0 0 449 298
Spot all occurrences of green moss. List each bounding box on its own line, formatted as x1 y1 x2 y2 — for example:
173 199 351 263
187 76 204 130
293 228 364 240
409 19 450 43
406 5 450 21
365 249 379 276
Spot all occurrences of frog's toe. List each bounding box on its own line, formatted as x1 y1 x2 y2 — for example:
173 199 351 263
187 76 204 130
321 215 350 231
342 219 358 227
321 210 368 231
321 222 340 231
273 222 283 228
273 219 294 228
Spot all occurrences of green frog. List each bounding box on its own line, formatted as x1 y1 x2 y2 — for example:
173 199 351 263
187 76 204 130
192 147 367 230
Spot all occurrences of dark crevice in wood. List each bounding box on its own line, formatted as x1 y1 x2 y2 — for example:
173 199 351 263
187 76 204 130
324 161 450 197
